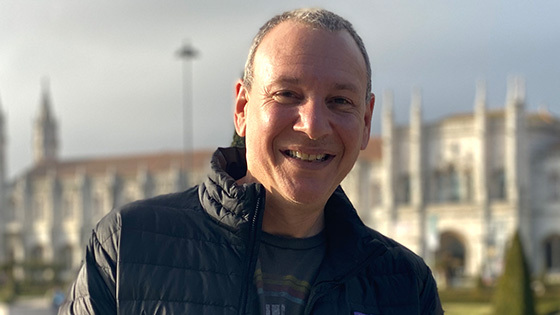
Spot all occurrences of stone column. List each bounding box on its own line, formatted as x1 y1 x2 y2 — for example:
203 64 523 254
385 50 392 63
382 90 396 237
409 87 426 257
474 80 495 278
43 169 58 263
505 76 523 206
505 76 532 263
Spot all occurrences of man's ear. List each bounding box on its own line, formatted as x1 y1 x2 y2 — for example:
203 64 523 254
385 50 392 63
234 79 249 137
361 93 375 150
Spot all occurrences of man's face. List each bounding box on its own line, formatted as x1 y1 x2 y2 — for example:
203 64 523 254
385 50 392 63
234 21 374 209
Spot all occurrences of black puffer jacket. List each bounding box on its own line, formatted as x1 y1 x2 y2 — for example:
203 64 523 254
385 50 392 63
60 147 443 314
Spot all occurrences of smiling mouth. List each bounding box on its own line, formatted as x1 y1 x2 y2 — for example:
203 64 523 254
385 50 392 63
285 150 332 162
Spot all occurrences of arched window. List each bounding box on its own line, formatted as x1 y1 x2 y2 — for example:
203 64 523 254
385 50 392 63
397 174 410 204
490 169 506 200
448 166 460 202
433 165 464 203
436 231 466 287
544 234 560 273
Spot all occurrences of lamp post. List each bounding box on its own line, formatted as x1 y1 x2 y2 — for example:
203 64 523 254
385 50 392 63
176 41 198 181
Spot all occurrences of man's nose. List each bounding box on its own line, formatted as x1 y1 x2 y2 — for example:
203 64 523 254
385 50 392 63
293 99 332 140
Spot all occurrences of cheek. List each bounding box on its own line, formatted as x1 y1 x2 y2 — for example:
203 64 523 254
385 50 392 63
338 117 365 139
259 109 274 127
245 108 277 150
254 106 293 133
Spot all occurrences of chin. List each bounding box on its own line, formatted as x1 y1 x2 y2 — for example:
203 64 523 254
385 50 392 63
286 189 331 207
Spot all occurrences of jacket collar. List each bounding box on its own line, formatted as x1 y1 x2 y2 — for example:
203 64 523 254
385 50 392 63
318 187 389 282
198 147 264 232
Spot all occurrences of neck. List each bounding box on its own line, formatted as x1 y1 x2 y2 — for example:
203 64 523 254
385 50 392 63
261 196 325 238
236 174 326 238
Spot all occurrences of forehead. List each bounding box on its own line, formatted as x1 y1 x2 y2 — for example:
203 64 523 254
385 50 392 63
253 21 367 90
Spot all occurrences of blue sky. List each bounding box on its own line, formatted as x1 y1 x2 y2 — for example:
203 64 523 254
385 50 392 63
0 0 559 178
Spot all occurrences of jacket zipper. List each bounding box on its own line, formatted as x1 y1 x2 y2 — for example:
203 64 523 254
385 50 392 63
303 241 389 314
238 193 264 314
304 281 339 315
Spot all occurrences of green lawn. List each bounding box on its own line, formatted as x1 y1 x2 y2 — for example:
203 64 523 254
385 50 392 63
440 287 560 315
442 302 491 315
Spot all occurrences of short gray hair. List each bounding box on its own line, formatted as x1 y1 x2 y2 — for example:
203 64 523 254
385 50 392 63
242 8 372 101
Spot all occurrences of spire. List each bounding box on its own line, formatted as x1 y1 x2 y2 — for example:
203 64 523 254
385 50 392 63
507 75 525 105
39 77 53 121
382 89 395 139
33 78 59 164
411 87 422 119
382 89 394 119
409 87 423 208
504 76 525 205
410 87 422 139
475 79 487 111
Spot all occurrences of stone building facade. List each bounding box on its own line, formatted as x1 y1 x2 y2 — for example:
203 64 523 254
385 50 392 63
344 77 560 284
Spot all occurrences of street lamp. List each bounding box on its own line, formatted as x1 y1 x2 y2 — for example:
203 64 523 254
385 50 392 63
176 41 198 180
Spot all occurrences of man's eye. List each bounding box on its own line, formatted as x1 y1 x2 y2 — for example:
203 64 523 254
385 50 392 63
273 91 300 103
329 97 354 107
332 97 351 104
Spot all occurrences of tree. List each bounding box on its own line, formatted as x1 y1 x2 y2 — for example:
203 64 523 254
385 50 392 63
493 230 536 315
231 131 245 148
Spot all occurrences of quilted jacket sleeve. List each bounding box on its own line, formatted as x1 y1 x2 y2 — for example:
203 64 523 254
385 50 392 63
419 265 444 315
58 226 119 315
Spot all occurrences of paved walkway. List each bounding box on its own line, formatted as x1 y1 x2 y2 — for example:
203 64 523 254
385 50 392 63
0 298 54 315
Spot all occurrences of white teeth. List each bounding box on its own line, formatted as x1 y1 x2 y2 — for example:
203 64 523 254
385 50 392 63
287 150 327 161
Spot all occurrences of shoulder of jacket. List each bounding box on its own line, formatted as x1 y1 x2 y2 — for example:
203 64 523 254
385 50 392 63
362 226 431 281
93 186 202 247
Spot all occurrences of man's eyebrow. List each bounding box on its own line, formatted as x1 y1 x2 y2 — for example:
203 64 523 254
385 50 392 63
271 76 300 85
268 77 361 94
333 83 360 94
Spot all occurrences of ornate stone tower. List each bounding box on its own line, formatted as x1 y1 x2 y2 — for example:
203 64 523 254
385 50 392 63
381 90 396 235
409 88 425 256
505 77 523 206
504 76 532 256
33 80 59 164
473 80 493 276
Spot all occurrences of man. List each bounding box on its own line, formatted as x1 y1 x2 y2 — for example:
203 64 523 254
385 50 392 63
60 8 443 315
